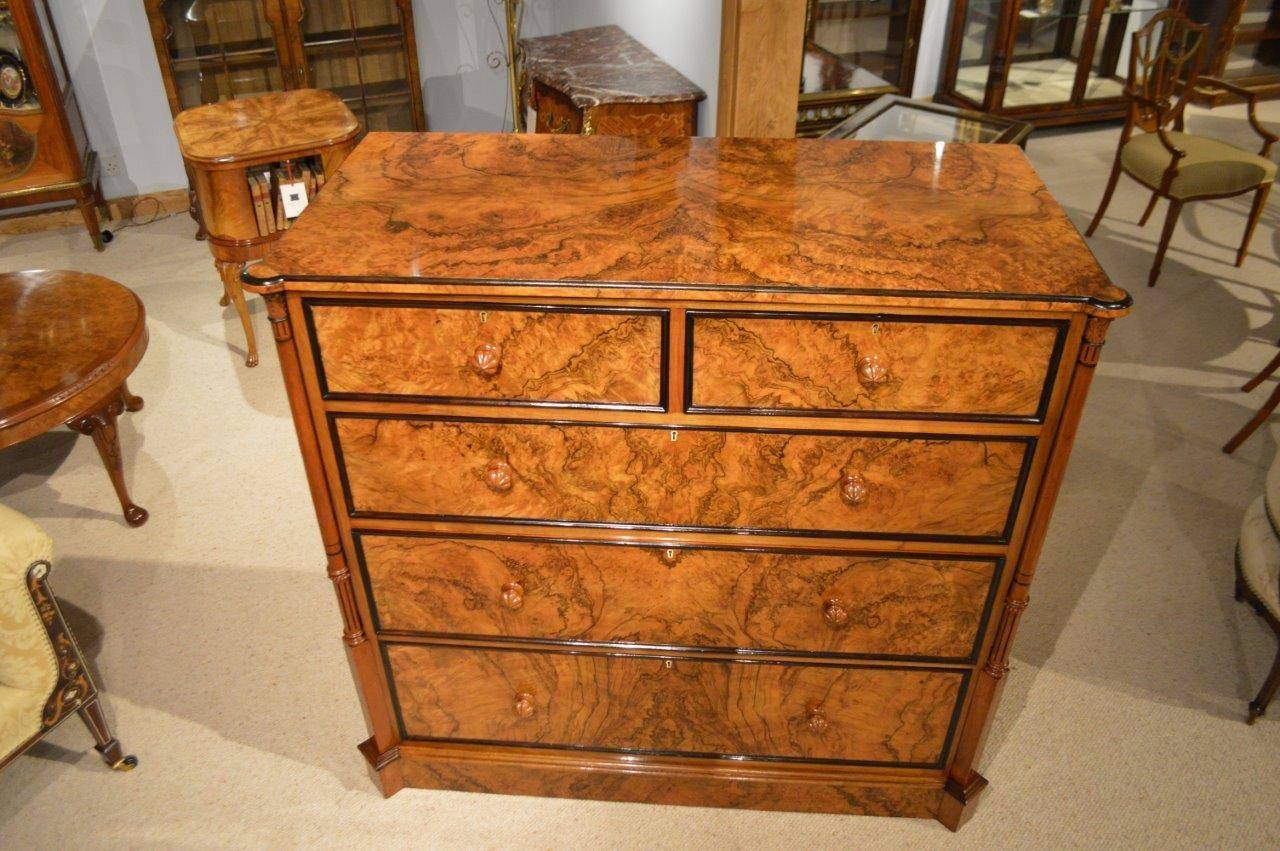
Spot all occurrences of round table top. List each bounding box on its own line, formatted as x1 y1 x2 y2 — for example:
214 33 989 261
0 270 148 446
174 88 360 166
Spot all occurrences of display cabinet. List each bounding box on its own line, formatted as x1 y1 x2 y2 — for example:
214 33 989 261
1188 1 1280 105
797 0 926 135
940 0 1176 126
0 0 109 249
143 0 425 133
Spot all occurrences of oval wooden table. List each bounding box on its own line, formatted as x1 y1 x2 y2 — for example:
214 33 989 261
0 270 149 526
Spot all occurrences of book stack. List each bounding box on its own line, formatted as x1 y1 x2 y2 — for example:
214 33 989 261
245 156 327 238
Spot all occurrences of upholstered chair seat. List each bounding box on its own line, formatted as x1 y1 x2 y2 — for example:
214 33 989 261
1120 131 1278 199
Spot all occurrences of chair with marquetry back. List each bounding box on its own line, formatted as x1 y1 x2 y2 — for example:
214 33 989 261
1086 9 1278 288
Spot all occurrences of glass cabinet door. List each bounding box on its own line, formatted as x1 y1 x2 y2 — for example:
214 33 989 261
158 0 287 110
1223 1 1280 85
294 0 416 131
801 0 916 100
953 0 1005 106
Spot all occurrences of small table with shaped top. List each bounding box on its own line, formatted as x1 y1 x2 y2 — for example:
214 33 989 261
174 89 360 367
0 270 149 526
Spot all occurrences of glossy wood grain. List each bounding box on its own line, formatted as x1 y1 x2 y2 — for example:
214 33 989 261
173 89 360 166
387 644 964 765
335 418 1029 540
254 133 1127 309
362 535 997 660
689 313 1062 420
308 301 664 407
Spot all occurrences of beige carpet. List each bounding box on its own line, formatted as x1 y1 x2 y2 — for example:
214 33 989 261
3 105 1280 848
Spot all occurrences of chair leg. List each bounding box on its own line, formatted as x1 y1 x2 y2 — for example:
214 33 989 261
1138 192 1160 226
1149 199 1184 287
1224 379 1280 453
1243 347 1280 392
1237 183 1272 267
1086 153 1125 237
1247 642 1280 724
76 697 137 771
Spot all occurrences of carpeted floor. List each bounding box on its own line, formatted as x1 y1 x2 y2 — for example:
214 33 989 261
3 105 1280 848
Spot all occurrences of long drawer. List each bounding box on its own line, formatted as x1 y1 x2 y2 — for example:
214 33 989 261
360 534 1001 662
386 643 967 766
305 299 666 409
333 416 1032 542
687 311 1065 422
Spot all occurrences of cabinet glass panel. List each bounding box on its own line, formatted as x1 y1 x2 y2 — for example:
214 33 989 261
801 0 914 97
1084 3 1167 100
1225 1 1280 82
298 0 413 131
0 2 39 111
160 0 285 110
954 0 1003 104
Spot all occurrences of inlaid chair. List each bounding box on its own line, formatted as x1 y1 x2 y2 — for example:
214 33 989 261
0 503 136 772
1234 459 1280 723
1086 10 1278 287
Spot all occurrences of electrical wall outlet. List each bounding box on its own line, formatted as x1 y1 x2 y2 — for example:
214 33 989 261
101 154 124 177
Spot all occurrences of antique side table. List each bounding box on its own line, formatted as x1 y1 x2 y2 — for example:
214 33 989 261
174 89 359 367
823 95 1033 148
0 270 148 526
520 25 705 136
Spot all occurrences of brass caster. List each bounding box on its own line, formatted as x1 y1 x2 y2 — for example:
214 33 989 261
111 755 138 771
245 353 259 368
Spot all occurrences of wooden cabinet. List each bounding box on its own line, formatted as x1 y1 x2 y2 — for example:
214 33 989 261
939 0 1177 126
0 1 107 249
143 0 425 132
241 132 1129 831
1189 0 1280 105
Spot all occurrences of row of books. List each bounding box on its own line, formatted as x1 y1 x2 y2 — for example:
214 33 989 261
246 158 326 237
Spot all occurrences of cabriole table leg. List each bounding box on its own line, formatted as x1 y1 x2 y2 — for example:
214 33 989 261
68 395 148 527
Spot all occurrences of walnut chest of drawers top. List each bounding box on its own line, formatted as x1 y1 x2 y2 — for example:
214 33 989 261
246 132 1129 315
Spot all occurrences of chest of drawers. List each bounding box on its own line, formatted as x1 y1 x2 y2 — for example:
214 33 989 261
243 132 1128 831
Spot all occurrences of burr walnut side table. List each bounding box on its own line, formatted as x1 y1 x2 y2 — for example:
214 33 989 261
174 89 359 367
0 270 149 526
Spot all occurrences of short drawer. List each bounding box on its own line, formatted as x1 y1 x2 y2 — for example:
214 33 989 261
304 300 666 409
687 312 1065 422
386 643 966 766
361 534 1000 662
334 416 1031 542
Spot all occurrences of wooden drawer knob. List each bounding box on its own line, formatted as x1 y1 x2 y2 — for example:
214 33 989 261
514 691 536 719
822 597 849 628
857 354 889 387
806 706 828 734
485 461 514 493
839 472 869 506
473 342 502 376
500 581 524 611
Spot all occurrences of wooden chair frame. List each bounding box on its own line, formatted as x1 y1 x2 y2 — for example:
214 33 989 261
1235 553 1280 723
1086 9 1278 287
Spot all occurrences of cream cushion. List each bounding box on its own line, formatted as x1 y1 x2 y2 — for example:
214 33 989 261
1121 131 1277 199
1239 496 1280 620
0 504 58 762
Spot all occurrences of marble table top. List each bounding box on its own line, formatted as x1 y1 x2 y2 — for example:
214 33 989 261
520 25 706 110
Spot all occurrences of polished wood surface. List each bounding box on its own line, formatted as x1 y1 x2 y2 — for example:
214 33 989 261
174 90 360 166
252 133 1125 309
335 417 1027 539
387 643 963 764
0 271 148 526
689 313 1061 419
309 301 663 407
363 535 997 660
241 132 1128 830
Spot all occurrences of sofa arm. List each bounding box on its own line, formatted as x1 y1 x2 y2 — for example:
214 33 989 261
0 504 51 581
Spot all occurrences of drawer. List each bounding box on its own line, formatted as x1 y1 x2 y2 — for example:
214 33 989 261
361 534 1001 662
304 300 666 409
386 643 966 766
334 417 1031 542
687 312 1066 422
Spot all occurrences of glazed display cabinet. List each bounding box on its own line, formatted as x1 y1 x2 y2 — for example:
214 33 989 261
1188 0 1280 105
0 0 108 249
143 0 425 133
940 0 1176 126
797 0 925 136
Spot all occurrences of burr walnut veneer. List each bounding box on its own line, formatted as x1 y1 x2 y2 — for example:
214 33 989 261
242 132 1129 831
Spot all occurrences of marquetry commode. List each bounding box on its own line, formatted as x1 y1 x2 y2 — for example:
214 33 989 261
242 132 1129 831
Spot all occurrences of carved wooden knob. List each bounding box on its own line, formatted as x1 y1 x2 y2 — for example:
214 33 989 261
485 461 513 493
514 691 535 719
500 581 524 611
806 706 828 734
839 472 869 506
822 598 849 628
857 354 889 387
474 343 502 376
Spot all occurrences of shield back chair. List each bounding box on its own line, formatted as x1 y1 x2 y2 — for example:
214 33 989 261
1234 457 1280 723
1086 9 1278 288
0 503 136 773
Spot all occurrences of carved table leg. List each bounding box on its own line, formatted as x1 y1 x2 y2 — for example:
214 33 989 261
68 397 148 527
217 260 259 368
118 380 144 413
77 697 137 771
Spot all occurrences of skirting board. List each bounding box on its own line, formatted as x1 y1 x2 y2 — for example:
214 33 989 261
0 188 190 236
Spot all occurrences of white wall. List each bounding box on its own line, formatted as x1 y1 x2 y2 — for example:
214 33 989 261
914 0 952 99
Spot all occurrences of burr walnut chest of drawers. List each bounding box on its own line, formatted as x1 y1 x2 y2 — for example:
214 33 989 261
242 132 1129 831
